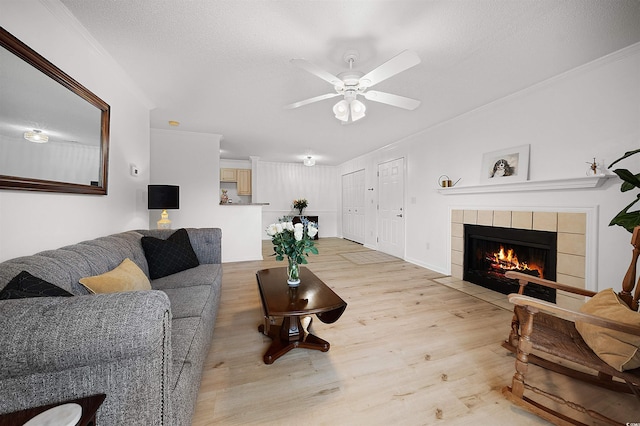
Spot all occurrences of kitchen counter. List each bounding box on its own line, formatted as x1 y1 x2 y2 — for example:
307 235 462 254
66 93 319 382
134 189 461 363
220 203 269 206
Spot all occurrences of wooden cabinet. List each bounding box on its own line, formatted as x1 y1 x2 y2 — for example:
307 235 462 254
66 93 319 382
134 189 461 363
220 168 237 182
237 169 251 195
220 168 251 195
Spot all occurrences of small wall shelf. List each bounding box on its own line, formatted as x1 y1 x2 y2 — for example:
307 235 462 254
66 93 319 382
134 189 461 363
437 174 615 195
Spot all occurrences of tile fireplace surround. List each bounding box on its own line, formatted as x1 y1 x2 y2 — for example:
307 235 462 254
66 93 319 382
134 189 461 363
451 209 587 310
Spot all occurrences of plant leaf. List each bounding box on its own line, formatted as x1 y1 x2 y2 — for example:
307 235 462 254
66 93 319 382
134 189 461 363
612 169 640 192
609 149 640 168
609 196 640 232
609 212 640 233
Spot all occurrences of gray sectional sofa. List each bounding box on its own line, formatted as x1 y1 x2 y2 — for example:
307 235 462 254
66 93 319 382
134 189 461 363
0 228 222 425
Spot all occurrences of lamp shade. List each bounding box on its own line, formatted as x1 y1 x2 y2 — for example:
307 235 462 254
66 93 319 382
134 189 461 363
148 185 179 209
350 99 366 122
333 100 350 122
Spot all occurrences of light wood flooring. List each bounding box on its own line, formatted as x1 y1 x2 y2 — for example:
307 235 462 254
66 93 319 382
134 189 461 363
192 238 640 425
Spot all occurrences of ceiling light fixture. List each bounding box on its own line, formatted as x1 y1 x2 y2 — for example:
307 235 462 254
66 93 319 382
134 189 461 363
303 156 315 167
24 129 48 143
332 92 366 123
287 49 421 123
332 99 350 122
350 99 366 121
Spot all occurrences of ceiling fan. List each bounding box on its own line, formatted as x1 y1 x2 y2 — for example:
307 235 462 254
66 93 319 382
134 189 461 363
285 49 421 123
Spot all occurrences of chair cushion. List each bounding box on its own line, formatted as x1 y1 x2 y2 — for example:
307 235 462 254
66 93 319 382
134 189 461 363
576 288 640 372
141 228 200 279
0 271 73 299
79 258 151 294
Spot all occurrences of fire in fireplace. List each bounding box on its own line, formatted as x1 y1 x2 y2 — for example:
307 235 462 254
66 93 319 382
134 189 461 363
464 225 557 303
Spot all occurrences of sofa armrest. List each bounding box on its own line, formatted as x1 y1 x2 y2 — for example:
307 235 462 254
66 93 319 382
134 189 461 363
0 291 171 379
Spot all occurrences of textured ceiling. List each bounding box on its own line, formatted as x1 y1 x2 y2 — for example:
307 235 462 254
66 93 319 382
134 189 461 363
59 0 640 165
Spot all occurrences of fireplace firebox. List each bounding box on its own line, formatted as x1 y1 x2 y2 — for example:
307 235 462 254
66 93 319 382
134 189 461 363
463 225 557 303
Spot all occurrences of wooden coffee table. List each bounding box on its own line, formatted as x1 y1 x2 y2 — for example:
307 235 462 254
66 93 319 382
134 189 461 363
0 394 105 426
256 267 347 364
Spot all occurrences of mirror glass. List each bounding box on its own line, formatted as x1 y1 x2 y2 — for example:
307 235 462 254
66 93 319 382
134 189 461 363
0 27 110 194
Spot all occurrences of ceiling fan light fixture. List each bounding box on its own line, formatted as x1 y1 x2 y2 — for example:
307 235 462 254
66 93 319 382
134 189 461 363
350 99 366 121
333 100 350 122
303 156 315 167
24 129 48 143
289 49 421 123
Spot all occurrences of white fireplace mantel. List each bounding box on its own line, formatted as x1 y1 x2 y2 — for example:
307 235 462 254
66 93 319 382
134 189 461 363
437 174 615 195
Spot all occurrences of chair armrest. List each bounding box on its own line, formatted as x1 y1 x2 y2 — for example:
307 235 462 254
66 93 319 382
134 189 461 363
505 271 596 297
0 291 171 379
508 293 640 335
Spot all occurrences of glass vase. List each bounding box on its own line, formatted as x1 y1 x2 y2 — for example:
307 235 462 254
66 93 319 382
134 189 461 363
287 256 300 287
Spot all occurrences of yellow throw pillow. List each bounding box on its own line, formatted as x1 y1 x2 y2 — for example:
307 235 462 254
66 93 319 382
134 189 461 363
79 258 151 294
575 288 640 372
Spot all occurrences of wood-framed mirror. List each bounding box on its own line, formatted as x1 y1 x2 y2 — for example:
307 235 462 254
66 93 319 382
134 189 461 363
0 26 110 195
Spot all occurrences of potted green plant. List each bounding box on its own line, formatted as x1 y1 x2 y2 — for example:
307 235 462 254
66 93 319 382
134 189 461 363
609 148 640 232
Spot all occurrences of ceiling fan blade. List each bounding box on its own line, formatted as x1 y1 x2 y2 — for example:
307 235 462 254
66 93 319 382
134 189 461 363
284 92 341 109
359 50 420 88
363 91 421 110
291 59 344 88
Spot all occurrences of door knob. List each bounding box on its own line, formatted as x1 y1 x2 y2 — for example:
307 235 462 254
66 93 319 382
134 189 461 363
396 214 403 217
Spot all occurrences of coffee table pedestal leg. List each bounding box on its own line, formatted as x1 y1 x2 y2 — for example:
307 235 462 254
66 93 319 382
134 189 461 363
258 315 330 364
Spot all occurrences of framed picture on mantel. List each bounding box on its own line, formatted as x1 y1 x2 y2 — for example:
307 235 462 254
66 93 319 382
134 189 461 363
480 144 530 184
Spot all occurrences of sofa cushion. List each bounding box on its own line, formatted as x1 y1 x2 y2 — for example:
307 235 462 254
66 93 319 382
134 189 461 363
0 253 91 296
142 229 199 279
150 264 222 291
0 231 147 296
0 271 73 299
170 317 201 390
161 285 211 319
576 288 640 372
79 258 151 294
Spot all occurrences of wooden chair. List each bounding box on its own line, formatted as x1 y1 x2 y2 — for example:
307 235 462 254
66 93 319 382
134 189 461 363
502 227 640 425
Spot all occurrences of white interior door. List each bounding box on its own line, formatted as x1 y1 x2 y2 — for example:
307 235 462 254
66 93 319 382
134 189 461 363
377 158 405 258
342 169 365 243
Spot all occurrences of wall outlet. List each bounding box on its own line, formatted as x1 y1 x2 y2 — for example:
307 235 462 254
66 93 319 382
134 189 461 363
130 164 139 177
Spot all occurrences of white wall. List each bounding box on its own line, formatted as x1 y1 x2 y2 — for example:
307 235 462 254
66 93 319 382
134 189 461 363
339 43 640 292
257 161 338 239
150 129 262 262
149 129 220 228
0 0 152 262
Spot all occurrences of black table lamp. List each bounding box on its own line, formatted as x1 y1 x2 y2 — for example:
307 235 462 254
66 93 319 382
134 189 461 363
148 185 179 229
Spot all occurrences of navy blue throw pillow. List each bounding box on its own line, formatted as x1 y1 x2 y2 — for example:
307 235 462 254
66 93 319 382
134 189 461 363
141 228 200 279
0 271 73 300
